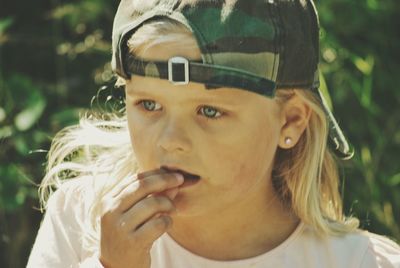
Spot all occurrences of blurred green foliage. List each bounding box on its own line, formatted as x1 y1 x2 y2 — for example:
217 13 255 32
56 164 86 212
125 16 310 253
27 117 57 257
318 0 400 239
0 0 399 267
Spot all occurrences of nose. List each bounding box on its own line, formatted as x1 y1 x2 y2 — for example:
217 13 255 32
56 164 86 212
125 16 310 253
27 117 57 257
157 116 192 153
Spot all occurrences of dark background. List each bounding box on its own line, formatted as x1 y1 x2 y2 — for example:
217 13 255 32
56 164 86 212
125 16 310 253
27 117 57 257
1 0 399 267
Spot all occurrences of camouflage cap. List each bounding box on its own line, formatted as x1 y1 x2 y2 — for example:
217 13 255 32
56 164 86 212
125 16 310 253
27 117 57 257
111 0 354 160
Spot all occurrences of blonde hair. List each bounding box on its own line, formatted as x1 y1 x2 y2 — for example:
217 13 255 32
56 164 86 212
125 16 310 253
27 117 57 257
39 18 358 251
273 89 359 234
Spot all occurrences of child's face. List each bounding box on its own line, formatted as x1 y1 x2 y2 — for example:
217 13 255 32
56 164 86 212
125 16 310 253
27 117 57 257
125 42 285 217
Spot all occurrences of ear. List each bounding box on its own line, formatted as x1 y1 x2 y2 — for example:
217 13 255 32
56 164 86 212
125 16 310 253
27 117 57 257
278 92 312 149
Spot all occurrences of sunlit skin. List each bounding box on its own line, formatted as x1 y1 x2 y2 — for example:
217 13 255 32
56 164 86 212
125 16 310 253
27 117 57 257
125 43 311 260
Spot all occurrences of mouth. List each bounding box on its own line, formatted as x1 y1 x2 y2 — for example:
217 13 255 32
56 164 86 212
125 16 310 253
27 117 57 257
160 165 201 188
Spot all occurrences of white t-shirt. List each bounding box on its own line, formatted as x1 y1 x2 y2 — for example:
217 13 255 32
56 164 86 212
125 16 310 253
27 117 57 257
27 179 400 268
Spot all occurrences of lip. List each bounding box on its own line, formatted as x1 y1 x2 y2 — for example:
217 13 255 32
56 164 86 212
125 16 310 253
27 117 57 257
160 165 201 188
159 165 196 176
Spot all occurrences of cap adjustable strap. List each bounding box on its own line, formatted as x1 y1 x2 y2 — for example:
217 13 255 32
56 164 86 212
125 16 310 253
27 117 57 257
125 56 277 97
310 86 354 160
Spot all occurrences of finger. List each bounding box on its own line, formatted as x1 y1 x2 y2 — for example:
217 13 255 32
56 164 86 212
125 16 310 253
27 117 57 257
137 168 170 180
110 168 169 198
154 187 180 200
109 172 137 198
116 171 184 212
133 215 172 246
119 196 175 231
140 168 181 200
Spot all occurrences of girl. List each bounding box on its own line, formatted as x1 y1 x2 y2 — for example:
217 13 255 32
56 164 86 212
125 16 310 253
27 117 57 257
28 0 400 267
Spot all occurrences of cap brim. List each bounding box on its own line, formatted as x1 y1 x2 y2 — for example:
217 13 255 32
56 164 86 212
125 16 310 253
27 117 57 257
312 87 354 160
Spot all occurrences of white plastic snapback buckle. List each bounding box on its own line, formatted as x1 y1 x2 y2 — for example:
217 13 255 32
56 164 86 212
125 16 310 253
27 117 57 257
168 56 189 85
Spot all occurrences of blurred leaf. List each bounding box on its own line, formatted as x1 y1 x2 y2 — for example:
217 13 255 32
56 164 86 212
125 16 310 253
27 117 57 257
0 164 32 212
0 107 6 123
14 91 46 131
50 108 81 128
0 126 13 139
367 0 379 10
14 135 30 155
5 74 42 112
32 130 50 145
50 4 76 19
361 75 373 110
353 55 375 76
388 173 400 186
15 191 25 206
0 17 13 34
50 1 106 27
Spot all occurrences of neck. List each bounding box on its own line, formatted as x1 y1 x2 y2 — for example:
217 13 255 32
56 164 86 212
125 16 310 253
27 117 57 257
168 185 299 261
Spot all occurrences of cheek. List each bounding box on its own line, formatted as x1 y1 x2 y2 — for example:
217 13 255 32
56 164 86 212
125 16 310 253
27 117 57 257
126 107 140 146
126 107 156 168
209 124 279 190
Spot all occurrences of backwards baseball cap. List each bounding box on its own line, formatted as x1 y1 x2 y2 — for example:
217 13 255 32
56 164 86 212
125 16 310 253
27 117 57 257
111 0 354 160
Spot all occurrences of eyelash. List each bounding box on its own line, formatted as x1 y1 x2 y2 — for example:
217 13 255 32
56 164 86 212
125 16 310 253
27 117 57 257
134 99 224 120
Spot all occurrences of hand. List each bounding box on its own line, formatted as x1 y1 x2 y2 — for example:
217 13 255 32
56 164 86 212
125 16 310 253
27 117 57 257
99 169 184 268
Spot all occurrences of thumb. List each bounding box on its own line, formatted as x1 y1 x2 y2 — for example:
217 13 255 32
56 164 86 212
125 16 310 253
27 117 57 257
152 186 180 200
163 187 180 200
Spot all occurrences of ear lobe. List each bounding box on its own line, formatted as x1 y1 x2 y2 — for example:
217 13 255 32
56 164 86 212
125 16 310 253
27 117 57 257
278 93 312 149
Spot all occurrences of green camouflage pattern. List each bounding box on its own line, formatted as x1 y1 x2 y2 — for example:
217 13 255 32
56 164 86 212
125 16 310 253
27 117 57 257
180 3 280 83
112 0 292 95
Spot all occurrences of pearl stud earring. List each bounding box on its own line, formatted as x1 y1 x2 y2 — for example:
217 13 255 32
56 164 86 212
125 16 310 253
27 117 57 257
284 137 292 145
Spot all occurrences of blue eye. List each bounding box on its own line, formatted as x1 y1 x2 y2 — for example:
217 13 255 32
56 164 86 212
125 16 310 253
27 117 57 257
136 100 223 120
139 100 162 111
199 106 222 119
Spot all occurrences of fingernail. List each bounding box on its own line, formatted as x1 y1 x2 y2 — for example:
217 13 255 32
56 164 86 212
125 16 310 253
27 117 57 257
174 173 184 183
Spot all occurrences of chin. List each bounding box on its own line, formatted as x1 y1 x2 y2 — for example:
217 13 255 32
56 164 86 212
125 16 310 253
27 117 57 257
172 193 209 218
